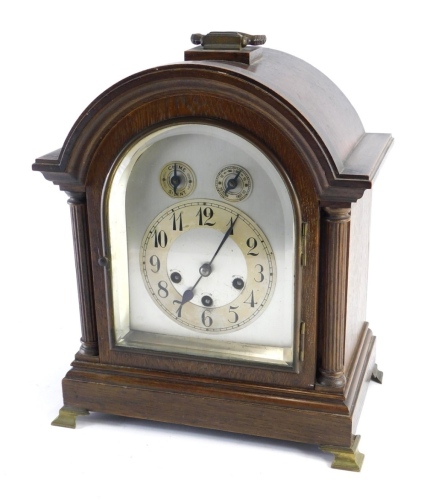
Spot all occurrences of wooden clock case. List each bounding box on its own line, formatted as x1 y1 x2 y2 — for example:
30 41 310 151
33 42 392 470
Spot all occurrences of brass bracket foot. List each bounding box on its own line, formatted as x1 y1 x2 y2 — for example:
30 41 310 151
51 406 90 429
371 363 383 384
319 435 364 472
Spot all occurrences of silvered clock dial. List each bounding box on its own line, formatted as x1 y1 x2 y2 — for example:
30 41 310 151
107 123 296 366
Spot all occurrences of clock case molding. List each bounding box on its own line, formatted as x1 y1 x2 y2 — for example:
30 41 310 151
34 45 392 464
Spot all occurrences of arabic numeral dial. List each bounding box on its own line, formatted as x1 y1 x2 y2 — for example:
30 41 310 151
140 199 276 333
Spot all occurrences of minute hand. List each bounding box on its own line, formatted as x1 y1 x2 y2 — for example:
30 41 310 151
174 214 239 314
207 214 239 267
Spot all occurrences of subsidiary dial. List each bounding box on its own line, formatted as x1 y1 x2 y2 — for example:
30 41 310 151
140 199 276 333
160 161 196 197
215 165 253 202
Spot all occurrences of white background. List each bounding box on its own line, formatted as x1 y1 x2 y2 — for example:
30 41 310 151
1 1 425 498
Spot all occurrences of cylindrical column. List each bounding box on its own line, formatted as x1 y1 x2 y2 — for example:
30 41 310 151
318 206 351 388
67 192 99 357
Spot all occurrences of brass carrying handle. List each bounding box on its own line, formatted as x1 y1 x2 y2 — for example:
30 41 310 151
191 32 266 50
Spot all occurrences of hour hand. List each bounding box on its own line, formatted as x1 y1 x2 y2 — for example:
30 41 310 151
174 288 194 317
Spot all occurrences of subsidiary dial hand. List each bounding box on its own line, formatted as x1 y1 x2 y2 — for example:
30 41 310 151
170 163 181 195
224 169 241 194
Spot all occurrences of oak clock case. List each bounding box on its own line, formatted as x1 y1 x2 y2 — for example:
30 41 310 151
33 33 392 471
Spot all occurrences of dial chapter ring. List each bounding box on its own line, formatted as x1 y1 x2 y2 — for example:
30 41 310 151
140 199 276 333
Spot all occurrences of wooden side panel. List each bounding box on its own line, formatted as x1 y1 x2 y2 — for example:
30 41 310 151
345 190 372 370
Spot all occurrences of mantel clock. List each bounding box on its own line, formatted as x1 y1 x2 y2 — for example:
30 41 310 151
33 32 392 471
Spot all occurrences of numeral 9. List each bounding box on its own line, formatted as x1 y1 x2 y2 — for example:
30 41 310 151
149 255 160 273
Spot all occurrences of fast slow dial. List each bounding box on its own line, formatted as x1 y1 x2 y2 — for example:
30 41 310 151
215 165 252 202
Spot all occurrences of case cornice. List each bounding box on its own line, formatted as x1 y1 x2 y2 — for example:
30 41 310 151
33 51 392 203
